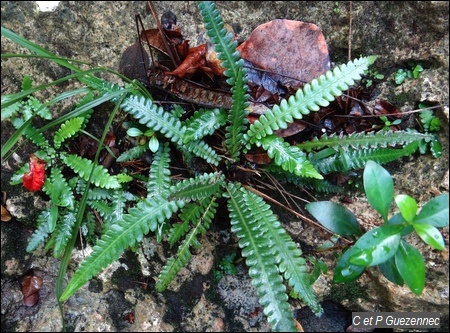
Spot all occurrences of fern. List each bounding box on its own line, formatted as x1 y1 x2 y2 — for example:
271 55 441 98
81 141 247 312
156 195 219 291
183 108 228 143
225 182 300 332
26 210 52 252
53 117 85 149
116 144 148 162
245 56 377 143
312 142 420 174
260 135 323 179
168 172 225 202
60 153 121 189
52 210 77 258
297 129 434 152
121 95 186 145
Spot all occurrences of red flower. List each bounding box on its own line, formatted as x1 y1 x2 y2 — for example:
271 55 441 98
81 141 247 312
23 154 46 192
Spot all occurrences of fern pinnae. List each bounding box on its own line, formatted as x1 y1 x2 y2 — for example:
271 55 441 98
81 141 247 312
26 210 52 252
168 172 225 202
225 183 298 332
181 139 221 166
60 196 184 301
183 108 227 144
53 117 85 149
116 144 148 163
60 153 121 189
246 56 377 143
52 210 77 258
121 95 186 145
156 196 218 291
197 1 241 81
243 187 322 315
147 142 172 199
297 129 434 152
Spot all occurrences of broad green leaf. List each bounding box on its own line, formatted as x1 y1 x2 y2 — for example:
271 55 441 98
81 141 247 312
413 193 449 227
387 212 413 236
306 201 362 236
349 225 403 267
333 247 366 283
395 240 425 295
363 160 393 222
394 194 418 222
378 256 404 285
413 223 445 250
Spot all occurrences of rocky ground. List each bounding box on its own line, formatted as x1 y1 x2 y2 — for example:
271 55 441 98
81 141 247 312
1 1 449 332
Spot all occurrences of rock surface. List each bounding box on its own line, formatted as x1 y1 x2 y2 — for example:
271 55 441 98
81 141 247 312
2 1 449 332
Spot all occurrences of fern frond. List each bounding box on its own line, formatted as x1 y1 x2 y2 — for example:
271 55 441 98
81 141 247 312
168 172 225 202
53 210 77 258
312 142 420 174
225 182 298 332
121 95 185 145
246 56 377 143
259 135 323 179
242 185 322 315
60 153 121 189
116 144 148 162
156 195 218 291
26 210 52 252
225 67 250 161
53 117 85 149
147 142 172 199
181 139 221 166
183 108 227 144
60 196 184 301
197 1 243 82
44 167 75 210
297 129 434 152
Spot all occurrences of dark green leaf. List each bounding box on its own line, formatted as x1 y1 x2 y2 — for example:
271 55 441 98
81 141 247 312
363 161 393 222
413 193 449 227
349 225 403 267
395 240 425 295
378 256 404 285
306 201 362 236
333 247 366 283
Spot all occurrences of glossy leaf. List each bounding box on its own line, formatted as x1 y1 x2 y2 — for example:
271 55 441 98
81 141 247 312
413 193 449 227
395 240 425 295
413 223 445 250
333 247 366 283
378 256 404 286
349 225 403 267
363 160 393 222
394 194 418 222
306 201 362 236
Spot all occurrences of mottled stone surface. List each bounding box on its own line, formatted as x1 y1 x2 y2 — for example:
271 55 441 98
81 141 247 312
2 1 449 332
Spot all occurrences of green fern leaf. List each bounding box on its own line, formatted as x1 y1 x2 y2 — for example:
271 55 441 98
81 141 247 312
183 108 227 144
53 210 77 258
225 67 250 161
61 153 121 189
156 195 218 291
246 56 377 143
225 182 298 332
181 139 221 166
197 1 242 81
26 210 52 252
44 167 75 210
121 95 186 145
116 144 148 162
312 142 420 174
297 130 434 152
147 142 172 199
60 196 184 301
242 187 322 315
259 135 323 179
168 172 225 202
53 117 85 149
